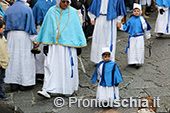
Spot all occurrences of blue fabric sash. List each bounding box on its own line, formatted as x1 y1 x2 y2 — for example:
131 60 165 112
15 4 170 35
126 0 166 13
166 9 170 33
110 20 113 52
68 47 74 78
125 34 144 53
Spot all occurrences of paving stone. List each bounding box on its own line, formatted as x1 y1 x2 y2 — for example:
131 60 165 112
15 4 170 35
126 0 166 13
144 87 170 97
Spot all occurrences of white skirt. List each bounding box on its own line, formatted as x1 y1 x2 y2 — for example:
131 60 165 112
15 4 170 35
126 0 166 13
155 7 170 34
5 31 36 86
42 44 78 95
128 36 144 64
90 15 117 63
96 85 119 102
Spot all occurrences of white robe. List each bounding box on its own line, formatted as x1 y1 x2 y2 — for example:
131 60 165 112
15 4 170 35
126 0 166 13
42 45 78 95
88 0 123 63
5 31 36 86
35 25 44 74
96 63 119 102
154 6 170 35
139 0 151 6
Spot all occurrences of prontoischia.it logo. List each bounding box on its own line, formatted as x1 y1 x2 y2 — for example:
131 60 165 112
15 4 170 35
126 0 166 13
54 97 160 108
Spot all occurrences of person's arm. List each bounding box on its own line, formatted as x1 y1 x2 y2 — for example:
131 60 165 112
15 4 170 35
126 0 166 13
30 35 40 47
88 11 96 25
140 16 151 40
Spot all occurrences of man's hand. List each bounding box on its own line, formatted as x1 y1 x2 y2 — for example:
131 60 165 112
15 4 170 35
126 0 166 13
34 42 40 48
90 20 95 25
116 22 122 28
0 64 1 68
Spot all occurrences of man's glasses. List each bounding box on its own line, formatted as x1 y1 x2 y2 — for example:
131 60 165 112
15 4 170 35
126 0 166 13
61 0 69 4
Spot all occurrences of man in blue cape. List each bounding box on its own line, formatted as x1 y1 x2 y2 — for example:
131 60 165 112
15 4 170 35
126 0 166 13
87 0 127 64
32 0 56 78
3 0 38 91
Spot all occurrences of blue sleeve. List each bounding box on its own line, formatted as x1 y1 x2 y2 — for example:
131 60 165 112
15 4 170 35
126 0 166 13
91 61 103 83
113 64 123 85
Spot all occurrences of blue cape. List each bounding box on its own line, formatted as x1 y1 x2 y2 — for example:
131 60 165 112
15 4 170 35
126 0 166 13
156 0 170 7
32 0 56 24
0 6 4 16
3 0 37 35
88 0 127 20
123 16 151 36
91 60 123 86
36 6 87 47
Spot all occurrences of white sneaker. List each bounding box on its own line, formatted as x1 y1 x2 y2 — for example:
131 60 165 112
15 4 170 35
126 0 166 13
37 90 51 99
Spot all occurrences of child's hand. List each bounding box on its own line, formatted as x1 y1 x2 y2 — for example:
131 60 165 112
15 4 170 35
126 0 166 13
116 22 121 28
147 39 150 44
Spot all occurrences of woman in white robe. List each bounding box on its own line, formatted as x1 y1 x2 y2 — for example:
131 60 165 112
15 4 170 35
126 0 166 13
36 0 87 98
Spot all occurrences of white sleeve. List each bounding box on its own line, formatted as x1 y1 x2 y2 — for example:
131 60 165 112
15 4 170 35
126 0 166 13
29 35 37 43
88 11 96 21
119 23 124 31
117 15 123 23
140 17 151 39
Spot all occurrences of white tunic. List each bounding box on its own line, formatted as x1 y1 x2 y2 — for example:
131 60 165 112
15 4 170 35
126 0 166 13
88 0 123 63
5 31 36 86
35 25 44 74
96 63 119 102
154 6 170 35
128 35 144 64
42 45 78 95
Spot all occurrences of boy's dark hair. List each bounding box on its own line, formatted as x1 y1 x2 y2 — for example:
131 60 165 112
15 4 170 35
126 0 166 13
0 19 5 28
102 52 110 57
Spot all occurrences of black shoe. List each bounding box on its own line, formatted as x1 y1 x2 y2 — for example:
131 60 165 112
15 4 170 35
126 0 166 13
0 94 8 101
10 84 20 92
135 64 141 69
20 85 33 91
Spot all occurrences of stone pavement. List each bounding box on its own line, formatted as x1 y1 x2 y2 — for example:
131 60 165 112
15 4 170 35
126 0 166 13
1 10 170 113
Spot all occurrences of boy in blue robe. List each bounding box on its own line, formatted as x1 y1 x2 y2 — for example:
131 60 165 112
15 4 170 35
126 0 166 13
91 47 123 104
118 3 151 68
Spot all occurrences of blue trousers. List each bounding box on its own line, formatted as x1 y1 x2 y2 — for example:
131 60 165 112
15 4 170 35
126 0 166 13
0 67 6 97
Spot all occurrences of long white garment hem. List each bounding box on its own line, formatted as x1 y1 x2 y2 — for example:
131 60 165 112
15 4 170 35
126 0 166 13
5 31 36 86
90 16 117 63
96 85 119 102
128 36 144 65
155 7 170 35
42 45 78 95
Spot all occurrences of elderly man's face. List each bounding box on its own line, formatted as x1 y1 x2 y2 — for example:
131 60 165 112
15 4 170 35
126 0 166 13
60 0 69 9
